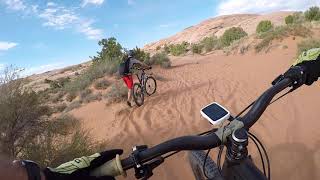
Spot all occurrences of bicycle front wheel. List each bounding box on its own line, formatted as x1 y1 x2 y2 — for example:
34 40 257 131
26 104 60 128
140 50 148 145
188 151 223 180
145 76 157 96
133 83 144 106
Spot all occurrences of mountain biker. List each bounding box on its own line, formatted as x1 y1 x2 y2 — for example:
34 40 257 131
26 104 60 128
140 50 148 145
119 50 150 107
1 49 319 180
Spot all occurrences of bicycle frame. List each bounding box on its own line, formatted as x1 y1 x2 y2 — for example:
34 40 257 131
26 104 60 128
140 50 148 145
135 70 148 88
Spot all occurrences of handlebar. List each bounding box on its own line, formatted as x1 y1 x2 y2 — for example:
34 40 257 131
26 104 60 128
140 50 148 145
242 78 292 128
133 66 152 71
91 76 297 178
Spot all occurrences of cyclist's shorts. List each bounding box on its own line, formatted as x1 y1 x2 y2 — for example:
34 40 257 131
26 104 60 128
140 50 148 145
122 75 133 89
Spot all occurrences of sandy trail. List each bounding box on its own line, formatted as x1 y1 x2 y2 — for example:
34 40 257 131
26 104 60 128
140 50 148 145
72 38 320 180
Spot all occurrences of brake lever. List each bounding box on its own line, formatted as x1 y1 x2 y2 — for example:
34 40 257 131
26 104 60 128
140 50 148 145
272 74 284 86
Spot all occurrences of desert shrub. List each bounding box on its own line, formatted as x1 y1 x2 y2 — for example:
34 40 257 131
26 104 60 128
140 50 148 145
82 93 103 103
64 100 82 112
201 36 220 52
64 60 120 94
169 42 189 56
256 20 273 33
286 12 305 24
240 45 250 54
0 67 105 166
94 79 110 90
0 66 50 157
255 24 311 52
105 82 127 103
305 6 320 22
294 12 305 23
220 27 248 47
191 43 203 54
148 52 172 68
21 115 105 167
297 39 320 55
161 61 171 68
52 103 67 113
44 77 70 89
66 92 77 102
163 44 170 54
156 46 161 51
80 89 92 99
285 15 294 25
50 91 65 103
131 47 151 63
64 37 123 94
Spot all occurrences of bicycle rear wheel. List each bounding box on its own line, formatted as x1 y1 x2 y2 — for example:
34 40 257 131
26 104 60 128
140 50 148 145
145 76 157 96
133 83 144 106
188 151 223 180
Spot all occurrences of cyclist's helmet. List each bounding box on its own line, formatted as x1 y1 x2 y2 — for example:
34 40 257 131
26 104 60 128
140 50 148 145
128 50 134 58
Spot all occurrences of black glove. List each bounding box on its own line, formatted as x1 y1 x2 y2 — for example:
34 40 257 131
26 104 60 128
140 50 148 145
297 60 320 85
44 149 123 180
282 66 306 89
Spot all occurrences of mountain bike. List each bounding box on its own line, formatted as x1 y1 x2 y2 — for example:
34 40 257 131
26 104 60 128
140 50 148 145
91 66 307 180
133 66 157 106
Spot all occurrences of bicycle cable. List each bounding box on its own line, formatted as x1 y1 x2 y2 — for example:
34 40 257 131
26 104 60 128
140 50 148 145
203 149 212 179
248 132 270 180
217 145 224 175
248 133 266 177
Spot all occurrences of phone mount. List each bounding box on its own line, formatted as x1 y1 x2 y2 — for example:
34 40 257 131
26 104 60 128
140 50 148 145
130 145 164 180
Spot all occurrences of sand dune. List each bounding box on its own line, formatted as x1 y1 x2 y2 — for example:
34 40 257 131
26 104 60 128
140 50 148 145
71 37 320 180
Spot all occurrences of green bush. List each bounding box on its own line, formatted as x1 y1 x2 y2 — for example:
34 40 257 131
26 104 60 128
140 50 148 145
305 6 320 22
256 20 273 33
285 15 294 25
94 79 110 90
201 36 220 52
191 43 203 54
169 42 189 56
220 27 248 47
297 39 320 55
148 52 172 68
255 24 311 52
131 47 151 63
91 37 123 62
